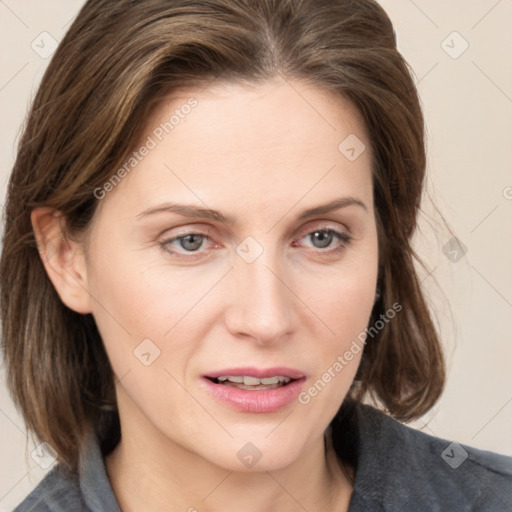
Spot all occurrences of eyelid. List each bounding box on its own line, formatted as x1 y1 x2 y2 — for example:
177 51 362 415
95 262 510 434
295 220 350 238
159 223 216 238
293 218 353 245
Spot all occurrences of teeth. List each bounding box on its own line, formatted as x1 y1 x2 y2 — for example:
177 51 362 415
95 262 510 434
260 377 280 385
244 376 261 385
218 375 243 383
216 375 292 385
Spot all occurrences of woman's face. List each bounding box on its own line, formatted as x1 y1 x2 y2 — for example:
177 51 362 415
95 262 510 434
82 78 379 471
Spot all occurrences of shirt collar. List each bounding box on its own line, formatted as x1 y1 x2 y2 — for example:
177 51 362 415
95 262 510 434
79 429 122 512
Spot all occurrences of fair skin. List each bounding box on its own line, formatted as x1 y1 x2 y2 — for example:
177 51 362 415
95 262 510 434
32 77 379 512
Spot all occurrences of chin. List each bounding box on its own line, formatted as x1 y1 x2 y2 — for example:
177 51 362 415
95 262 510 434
200 433 311 474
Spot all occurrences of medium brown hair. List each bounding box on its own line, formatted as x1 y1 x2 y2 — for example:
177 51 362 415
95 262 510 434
1 0 445 473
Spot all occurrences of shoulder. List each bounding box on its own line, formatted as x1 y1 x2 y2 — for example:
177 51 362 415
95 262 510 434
345 402 512 511
12 465 84 512
13 431 120 512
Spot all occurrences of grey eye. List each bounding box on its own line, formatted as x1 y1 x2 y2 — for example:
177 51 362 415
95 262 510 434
309 230 334 249
178 234 205 251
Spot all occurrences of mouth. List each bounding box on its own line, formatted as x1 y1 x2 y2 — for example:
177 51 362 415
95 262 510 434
205 374 295 390
201 367 306 413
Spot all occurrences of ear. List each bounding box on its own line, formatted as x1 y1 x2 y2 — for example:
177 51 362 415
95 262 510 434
31 207 93 314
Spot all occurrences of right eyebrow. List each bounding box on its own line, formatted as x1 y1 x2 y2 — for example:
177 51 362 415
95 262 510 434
136 202 236 224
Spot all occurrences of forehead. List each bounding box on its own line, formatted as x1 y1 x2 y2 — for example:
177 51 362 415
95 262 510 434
152 78 371 160
96 78 373 221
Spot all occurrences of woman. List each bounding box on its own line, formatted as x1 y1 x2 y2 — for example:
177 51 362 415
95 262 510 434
2 0 510 510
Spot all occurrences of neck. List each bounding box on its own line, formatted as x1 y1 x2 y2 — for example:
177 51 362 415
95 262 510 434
105 419 354 512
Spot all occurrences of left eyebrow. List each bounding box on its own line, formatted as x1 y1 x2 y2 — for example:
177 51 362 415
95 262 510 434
297 197 368 219
136 196 367 225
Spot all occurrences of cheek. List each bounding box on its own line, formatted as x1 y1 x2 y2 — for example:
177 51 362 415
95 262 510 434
294 245 378 391
308 276 374 380
296 265 377 405
85 241 226 382
328 273 376 339
85 255 206 427
300 252 378 340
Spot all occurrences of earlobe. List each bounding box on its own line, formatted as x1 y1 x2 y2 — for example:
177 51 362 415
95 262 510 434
31 207 93 314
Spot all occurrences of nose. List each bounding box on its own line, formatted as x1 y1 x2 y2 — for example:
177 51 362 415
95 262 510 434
224 254 295 345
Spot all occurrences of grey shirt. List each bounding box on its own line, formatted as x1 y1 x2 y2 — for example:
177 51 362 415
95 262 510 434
13 402 512 511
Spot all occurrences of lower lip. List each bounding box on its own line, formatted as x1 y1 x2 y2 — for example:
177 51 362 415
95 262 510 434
201 377 306 413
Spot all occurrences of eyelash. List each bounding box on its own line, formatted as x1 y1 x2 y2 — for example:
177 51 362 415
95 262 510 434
160 227 352 260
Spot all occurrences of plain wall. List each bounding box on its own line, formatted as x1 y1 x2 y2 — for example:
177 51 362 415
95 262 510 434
1 0 511 509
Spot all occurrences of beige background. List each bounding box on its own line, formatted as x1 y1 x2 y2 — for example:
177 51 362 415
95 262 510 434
1 0 511 509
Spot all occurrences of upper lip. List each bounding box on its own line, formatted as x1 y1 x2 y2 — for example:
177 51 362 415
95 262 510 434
203 366 306 380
